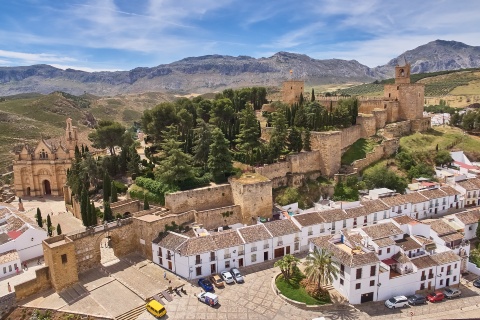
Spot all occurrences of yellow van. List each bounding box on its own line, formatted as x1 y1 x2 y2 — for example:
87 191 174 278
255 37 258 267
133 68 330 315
146 300 167 318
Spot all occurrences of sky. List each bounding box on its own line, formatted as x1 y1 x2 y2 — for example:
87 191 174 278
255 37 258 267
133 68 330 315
0 0 479 72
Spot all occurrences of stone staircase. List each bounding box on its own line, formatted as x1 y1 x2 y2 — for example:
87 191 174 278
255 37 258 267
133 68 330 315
58 283 89 304
114 304 145 320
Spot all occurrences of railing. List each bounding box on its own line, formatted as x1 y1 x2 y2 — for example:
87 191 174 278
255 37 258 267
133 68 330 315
421 276 426 281
263 244 269 249
195 259 202 265
320 229 325 234
435 203 439 207
224 253 231 259
167 254 172 260
238 251 244 256
307 231 313 236
277 241 283 246
210 256 216 262
251 247 257 252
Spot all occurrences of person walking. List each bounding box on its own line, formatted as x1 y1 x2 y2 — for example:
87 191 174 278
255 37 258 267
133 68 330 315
164 271 167 280
7 282 11 292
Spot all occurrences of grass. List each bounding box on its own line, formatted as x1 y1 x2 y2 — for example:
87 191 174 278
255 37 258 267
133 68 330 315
341 138 378 165
275 271 330 305
274 177 333 209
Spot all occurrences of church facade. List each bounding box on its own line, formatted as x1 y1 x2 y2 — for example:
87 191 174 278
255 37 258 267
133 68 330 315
12 118 78 197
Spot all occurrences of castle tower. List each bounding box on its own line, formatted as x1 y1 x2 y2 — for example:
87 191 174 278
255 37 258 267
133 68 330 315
282 80 304 105
65 118 78 154
395 59 411 84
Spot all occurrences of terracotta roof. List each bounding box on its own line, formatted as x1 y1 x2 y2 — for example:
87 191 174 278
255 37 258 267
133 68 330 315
292 212 325 227
238 224 272 243
469 178 480 188
440 185 461 196
344 206 367 218
5 216 24 232
373 237 395 248
343 232 363 246
411 255 437 269
393 251 411 264
440 233 464 243
380 195 410 207
361 222 403 240
211 230 244 249
456 180 479 191
419 188 447 200
395 235 422 251
403 193 428 204
424 220 456 236
177 236 217 256
317 209 347 223
392 216 416 225
0 208 9 219
360 199 390 214
153 232 188 251
0 233 11 245
310 236 379 267
412 235 435 247
430 251 461 265
0 250 20 264
264 219 300 237
455 209 480 225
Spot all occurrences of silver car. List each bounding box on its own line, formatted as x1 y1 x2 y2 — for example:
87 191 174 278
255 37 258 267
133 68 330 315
230 267 244 283
443 287 461 299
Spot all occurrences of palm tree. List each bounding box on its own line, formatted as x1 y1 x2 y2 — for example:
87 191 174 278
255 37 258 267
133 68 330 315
303 248 339 291
274 254 300 282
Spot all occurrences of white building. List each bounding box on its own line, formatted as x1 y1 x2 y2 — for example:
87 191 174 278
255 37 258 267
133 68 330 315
263 219 301 258
291 211 326 251
452 209 480 240
0 250 21 278
454 178 480 207
237 224 273 266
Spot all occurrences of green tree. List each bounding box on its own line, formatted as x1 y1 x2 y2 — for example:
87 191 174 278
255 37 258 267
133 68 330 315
477 218 480 241
435 150 453 167
311 88 315 102
396 151 415 170
192 120 212 170
304 248 339 291
155 125 195 187
141 102 179 142
46 214 52 237
103 201 113 222
144 196 150 210
103 172 111 202
90 201 97 226
294 104 307 128
56 224 62 236
333 177 359 201
127 145 141 176
111 181 118 202
36 208 43 228
362 165 407 193
80 186 89 226
208 128 233 183
210 98 234 132
408 163 435 180
88 120 125 155
236 104 260 165
268 112 288 161
303 130 312 152
274 254 300 282
287 127 303 153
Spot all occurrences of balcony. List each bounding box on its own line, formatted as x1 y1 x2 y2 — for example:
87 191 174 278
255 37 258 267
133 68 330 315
421 276 426 281
447 270 452 275
435 202 439 207
307 231 313 236
428 274 434 279
277 241 283 246
224 253 231 259
210 256 216 262
251 247 257 252
238 251 244 256
195 259 202 265
167 254 172 260
263 244 269 249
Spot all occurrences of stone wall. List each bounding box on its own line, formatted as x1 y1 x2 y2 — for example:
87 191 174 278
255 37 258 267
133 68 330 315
398 84 424 121
111 199 142 215
165 184 233 214
255 161 291 181
14 266 52 301
384 121 411 138
340 125 362 150
383 139 400 156
42 236 78 291
195 205 242 230
356 114 376 138
411 117 431 132
372 109 387 129
282 80 304 104
351 144 384 172
359 100 385 114
310 131 341 177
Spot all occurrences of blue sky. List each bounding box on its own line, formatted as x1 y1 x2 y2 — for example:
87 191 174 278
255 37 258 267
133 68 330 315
0 0 479 71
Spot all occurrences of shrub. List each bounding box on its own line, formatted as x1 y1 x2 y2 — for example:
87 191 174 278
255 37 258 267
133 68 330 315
275 187 300 206
112 180 128 193
300 279 330 300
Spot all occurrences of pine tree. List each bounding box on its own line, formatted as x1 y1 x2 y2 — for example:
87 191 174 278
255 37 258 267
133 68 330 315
111 181 118 202
208 128 233 182
144 196 150 210
294 104 307 128
235 104 260 165
36 208 43 228
56 224 62 235
46 214 52 236
269 112 288 161
103 172 111 202
311 88 315 102
303 129 312 152
192 120 212 170
103 201 113 223
287 127 303 153
80 186 88 226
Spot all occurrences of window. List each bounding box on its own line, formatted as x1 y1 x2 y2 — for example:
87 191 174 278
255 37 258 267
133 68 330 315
340 279 344 286
370 280 375 287
453 276 457 281
225 261 230 269
343 220 346 228
387 248 391 254
159 257 163 265
374 212 378 221
378 249 382 255
420 283 425 290
251 254 257 263
8 265 12 272
61 254 67 264
404 204 407 209
383 211 387 219
308 227 313 235
3 267 5 274
196 267 201 276
469 226 473 230
294 242 299 251
340 264 345 276
356 268 362 279
441 267 444 272
454 263 457 269
440 279 443 285
14 263 17 270
158 248 162 257
370 265 376 277
355 283 361 290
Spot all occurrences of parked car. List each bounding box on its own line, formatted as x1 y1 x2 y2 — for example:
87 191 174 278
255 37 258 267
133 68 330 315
220 270 235 284
197 292 219 306
427 292 445 303
474 278 480 288
443 287 461 299
384 295 409 309
209 274 225 288
407 294 427 305
230 267 244 283
198 278 214 292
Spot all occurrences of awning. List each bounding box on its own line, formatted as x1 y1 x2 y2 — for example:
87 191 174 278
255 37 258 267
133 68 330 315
382 258 396 265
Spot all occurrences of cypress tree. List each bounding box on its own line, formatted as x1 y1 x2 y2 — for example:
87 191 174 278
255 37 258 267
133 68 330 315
311 88 315 102
56 224 62 235
90 201 97 226
111 181 118 203
144 196 150 210
103 172 111 202
46 214 52 236
74 145 81 160
303 130 312 152
80 186 88 226
36 208 43 228
208 128 233 183
103 201 113 223
287 127 303 153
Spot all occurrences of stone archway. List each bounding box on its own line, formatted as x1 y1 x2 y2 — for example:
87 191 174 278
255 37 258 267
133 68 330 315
43 180 51 195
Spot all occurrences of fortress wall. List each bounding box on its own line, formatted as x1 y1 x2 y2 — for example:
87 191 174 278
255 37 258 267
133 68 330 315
282 81 304 104
340 125 362 150
372 109 387 129
230 177 273 224
385 120 411 138
164 184 233 214
411 117 431 133
310 131 341 177
195 205 242 230
288 151 321 173
398 84 425 120
358 100 384 114
384 84 400 100
356 114 376 138
383 139 400 157
352 145 384 172
111 200 142 215
14 267 52 301
255 161 291 181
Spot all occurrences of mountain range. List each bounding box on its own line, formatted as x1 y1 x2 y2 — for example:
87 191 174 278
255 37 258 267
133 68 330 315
1 40 479 96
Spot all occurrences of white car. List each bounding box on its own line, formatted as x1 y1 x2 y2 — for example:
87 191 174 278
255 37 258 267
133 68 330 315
384 295 408 309
220 270 235 284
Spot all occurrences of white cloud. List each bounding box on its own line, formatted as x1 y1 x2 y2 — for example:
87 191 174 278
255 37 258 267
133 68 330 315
0 49 77 65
